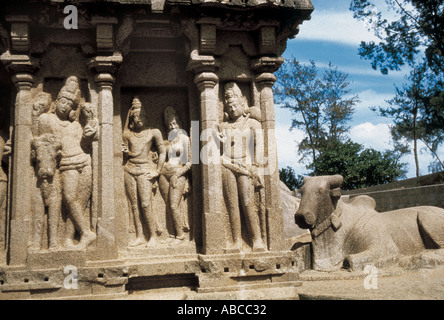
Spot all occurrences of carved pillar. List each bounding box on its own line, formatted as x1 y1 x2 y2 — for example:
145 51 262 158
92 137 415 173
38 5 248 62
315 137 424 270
89 54 122 260
0 54 37 265
189 58 224 254
252 57 285 251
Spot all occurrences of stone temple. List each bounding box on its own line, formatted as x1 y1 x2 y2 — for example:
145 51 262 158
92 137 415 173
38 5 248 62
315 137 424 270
0 0 314 299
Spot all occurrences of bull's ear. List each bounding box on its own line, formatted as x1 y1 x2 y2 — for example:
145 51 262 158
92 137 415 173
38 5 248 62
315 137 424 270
327 175 343 189
330 187 341 198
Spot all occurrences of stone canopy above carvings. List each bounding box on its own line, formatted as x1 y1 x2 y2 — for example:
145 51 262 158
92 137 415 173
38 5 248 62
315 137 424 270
47 0 314 10
0 0 314 300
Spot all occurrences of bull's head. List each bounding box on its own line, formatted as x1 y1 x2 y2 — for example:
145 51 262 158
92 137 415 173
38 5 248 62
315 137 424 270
295 175 343 230
31 133 62 180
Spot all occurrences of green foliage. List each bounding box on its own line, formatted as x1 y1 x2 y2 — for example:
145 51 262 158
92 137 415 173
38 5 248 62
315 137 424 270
274 58 358 167
372 61 444 174
350 0 444 75
279 166 304 191
311 139 407 190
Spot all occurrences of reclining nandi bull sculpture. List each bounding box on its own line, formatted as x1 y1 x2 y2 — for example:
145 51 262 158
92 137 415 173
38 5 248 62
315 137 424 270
295 175 444 271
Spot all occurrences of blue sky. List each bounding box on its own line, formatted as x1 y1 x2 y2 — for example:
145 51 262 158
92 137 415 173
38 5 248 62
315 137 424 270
275 0 443 179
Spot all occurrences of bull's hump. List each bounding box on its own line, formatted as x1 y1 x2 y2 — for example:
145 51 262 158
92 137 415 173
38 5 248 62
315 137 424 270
346 195 376 210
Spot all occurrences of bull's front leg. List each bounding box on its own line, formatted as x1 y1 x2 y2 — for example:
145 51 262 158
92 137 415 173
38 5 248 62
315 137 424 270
343 246 398 271
343 250 379 271
47 184 62 251
29 184 45 251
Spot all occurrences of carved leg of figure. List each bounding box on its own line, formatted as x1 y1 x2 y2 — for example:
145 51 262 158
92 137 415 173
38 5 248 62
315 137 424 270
0 181 5 246
64 216 76 248
222 168 242 251
137 176 161 247
61 170 96 250
29 184 45 251
47 183 62 251
169 176 187 243
238 175 265 252
158 174 172 242
77 165 93 231
124 171 146 247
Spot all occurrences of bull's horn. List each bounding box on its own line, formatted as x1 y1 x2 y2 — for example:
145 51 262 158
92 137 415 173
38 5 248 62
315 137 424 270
326 175 343 189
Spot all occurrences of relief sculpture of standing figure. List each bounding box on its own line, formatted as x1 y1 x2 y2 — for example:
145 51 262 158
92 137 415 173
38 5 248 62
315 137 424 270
37 76 97 250
158 106 191 245
0 124 11 247
122 97 166 247
215 82 266 252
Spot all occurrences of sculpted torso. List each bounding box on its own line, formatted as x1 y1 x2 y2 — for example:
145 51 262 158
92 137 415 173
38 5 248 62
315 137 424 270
37 113 85 158
123 128 161 163
218 117 261 163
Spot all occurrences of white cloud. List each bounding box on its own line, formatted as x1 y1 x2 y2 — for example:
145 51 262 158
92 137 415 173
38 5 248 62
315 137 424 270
349 122 444 178
353 89 392 111
398 141 444 178
350 122 392 151
275 123 307 173
297 10 380 46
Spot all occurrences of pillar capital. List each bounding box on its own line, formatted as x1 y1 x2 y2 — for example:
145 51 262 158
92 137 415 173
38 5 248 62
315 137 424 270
194 72 219 91
255 72 277 87
1 52 39 88
94 72 115 89
88 53 123 78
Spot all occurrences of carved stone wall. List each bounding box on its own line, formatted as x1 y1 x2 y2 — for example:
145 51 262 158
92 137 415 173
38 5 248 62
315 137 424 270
0 0 313 299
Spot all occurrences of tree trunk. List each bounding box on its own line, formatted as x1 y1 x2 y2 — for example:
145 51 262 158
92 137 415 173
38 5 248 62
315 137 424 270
413 104 419 177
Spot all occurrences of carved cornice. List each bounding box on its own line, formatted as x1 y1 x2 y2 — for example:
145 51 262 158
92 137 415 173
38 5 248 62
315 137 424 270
0 51 39 77
45 0 314 10
186 50 220 74
251 56 284 74
88 53 123 75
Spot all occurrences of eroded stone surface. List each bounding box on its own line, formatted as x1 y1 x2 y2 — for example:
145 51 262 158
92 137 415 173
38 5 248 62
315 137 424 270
0 0 313 299
296 175 444 272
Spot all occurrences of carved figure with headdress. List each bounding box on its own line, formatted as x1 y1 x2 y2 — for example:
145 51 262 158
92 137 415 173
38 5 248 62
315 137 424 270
158 106 191 245
35 76 97 250
122 97 166 247
214 82 266 252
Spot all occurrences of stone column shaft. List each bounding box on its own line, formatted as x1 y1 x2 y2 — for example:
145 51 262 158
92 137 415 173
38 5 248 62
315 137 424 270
89 55 122 260
255 69 285 251
8 72 34 265
194 71 225 254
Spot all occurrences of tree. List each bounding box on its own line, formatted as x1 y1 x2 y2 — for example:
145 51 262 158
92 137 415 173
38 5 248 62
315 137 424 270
274 58 358 170
279 166 304 191
350 0 444 75
373 61 444 176
311 139 407 190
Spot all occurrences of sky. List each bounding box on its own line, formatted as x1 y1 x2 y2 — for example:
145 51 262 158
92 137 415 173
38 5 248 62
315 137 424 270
275 0 444 179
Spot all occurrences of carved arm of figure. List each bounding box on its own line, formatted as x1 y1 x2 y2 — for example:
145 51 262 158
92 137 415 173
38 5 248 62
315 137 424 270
213 123 227 144
251 121 265 190
2 141 11 159
81 103 99 140
121 143 143 159
146 128 166 180
170 137 192 189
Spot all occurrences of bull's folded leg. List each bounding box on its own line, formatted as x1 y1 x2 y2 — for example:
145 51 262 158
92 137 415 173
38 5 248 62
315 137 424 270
343 249 398 271
418 209 444 248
